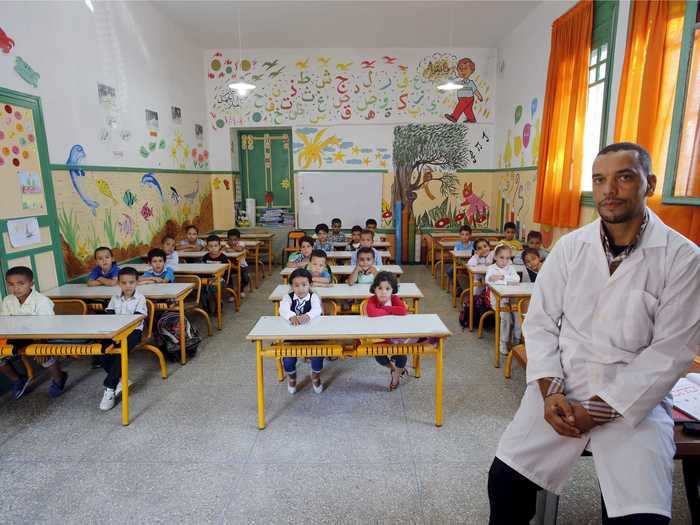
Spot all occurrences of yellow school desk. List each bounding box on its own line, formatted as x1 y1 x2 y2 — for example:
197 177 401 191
330 240 390 249
44 283 194 365
129 263 230 329
0 314 143 425
487 282 534 368
200 233 274 273
177 250 246 296
323 250 392 265
268 283 423 314
247 314 451 429
436 240 460 289
280 264 404 283
463 264 526 331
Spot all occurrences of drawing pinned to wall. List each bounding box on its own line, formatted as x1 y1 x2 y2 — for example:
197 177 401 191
0 104 36 170
7 217 40 248
145 109 158 130
0 26 15 54
171 106 182 125
14 57 39 88
207 50 495 128
195 124 203 142
17 170 44 210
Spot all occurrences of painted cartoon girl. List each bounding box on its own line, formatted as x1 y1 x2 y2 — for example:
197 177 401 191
445 58 483 123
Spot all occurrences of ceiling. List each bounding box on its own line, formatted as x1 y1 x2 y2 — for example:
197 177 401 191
152 0 542 49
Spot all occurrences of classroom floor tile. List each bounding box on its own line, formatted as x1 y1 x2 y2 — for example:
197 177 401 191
0 265 692 524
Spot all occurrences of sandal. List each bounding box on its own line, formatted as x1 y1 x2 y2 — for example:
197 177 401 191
389 364 401 391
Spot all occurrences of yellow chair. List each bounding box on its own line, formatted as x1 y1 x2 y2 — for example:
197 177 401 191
53 299 88 315
282 230 306 262
504 298 529 379
132 299 168 379
223 262 241 311
172 275 212 336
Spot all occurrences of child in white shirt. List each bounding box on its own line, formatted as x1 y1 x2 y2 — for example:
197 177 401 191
485 245 521 356
467 238 494 297
162 235 179 266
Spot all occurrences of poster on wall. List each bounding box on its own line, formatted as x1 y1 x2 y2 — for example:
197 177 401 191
195 124 203 142
97 83 118 129
145 109 159 131
7 217 41 248
171 106 182 125
17 170 44 210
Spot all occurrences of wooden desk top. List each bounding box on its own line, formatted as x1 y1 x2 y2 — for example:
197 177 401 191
44 282 194 300
325 250 391 259
467 264 526 275
487 282 535 297
450 250 474 259
268 283 423 301
177 250 245 259
280 265 403 276
437 240 459 248
0 314 143 339
239 232 275 239
129 263 228 275
247 314 451 341
331 241 390 248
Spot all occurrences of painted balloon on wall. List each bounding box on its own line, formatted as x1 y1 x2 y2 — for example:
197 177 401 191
514 105 522 124
531 97 538 118
522 123 531 149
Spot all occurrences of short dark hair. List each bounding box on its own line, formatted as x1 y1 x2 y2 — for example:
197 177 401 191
522 247 542 261
365 218 377 228
370 271 398 294
227 228 241 238
459 224 472 234
147 248 167 262
503 222 517 231
5 266 33 281
299 236 315 248
351 225 363 233
161 235 175 243
118 267 139 279
356 246 375 259
494 244 513 257
526 231 542 241
315 223 329 234
360 229 373 238
289 268 312 285
185 224 199 233
597 142 652 176
472 237 489 250
310 249 327 261
94 246 113 258
206 235 220 244
331 218 342 226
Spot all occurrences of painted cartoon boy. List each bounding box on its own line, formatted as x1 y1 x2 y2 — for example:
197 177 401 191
445 58 483 123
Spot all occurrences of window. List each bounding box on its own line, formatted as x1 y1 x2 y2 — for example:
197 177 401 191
581 0 618 195
663 1 700 204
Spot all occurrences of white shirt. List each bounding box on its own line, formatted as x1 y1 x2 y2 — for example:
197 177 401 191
467 252 494 266
350 248 383 266
0 289 54 315
279 292 322 322
166 251 179 266
107 290 147 331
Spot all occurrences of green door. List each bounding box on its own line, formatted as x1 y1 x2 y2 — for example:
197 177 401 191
238 129 293 210
0 87 66 294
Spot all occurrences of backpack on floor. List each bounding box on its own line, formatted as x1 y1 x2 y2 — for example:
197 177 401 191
156 311 201 361
458 291 491 330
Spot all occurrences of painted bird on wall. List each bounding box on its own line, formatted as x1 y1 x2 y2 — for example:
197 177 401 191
66 145 99 216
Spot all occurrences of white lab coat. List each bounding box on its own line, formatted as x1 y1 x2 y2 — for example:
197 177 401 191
496 210 700 518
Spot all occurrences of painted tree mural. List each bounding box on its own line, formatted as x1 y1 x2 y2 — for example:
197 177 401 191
391 124 471 222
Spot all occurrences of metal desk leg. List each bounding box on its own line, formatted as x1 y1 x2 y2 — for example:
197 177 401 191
452 257 458 306
256 340 266 430
120 335 130 426
435 337 444 427
267 239 273 273
215 273 223 330
494 297 501 368
468 273 475 332
178 298 187 364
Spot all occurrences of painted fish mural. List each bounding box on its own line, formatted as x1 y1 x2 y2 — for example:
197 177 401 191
118 213 134 238
141 173 164 201
170 186 181 204
122 190 137 208
66 145 99 216
140 202 153 221
96 179 117 204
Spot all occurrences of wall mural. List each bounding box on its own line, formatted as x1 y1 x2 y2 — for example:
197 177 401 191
495 169 537 240
498 97 541 168
206 50 494 129
292 126 392 170
56 145 213 278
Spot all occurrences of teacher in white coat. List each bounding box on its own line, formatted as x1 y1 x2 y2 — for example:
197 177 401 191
488 142 700 524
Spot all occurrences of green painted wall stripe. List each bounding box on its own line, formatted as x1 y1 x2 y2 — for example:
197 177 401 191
293 169 389 173
50 164 238 175
457 166 538 173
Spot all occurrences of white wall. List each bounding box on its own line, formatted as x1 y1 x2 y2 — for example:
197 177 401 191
494 0 576 168
0 1 209 169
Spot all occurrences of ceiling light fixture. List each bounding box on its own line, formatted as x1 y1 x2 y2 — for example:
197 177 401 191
438 5 463 92
84 0 94 13
229 7 255 97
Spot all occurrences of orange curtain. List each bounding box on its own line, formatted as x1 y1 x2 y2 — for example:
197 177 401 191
534 1 593 228
615 0 700 244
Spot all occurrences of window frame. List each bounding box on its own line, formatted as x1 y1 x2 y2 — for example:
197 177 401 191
662 0 700 206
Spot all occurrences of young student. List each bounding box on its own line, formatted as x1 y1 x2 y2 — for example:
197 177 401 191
287 236 314 268
350 229 383 266
347 247 379 285
485 245 521 356
500 222 523 251
525 230 548 260
87 246 119 286
178 225 206 253
467 237 495 297
279 268 323 394
328 218 345 244
99 267 147 411
521 247 543 283
201 235 232 304
139 248 175 284
313 223 333 252
446 224 475 291
162 235 179 266
0 266 68 399
307 249 332 287
345 225 363 251
366 271 409 390
365 218 381 241
226 228 249 296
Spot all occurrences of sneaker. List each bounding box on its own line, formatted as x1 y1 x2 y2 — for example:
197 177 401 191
11 376 30 400
48 371 68 398
100 388 116 411
114 379 133 398
287 383 297 395
312 381 323 394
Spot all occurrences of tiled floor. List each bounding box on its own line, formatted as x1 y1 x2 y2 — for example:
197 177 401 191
0 266 692 524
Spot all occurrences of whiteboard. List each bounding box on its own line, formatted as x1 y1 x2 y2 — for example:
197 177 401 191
295 171 384 230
